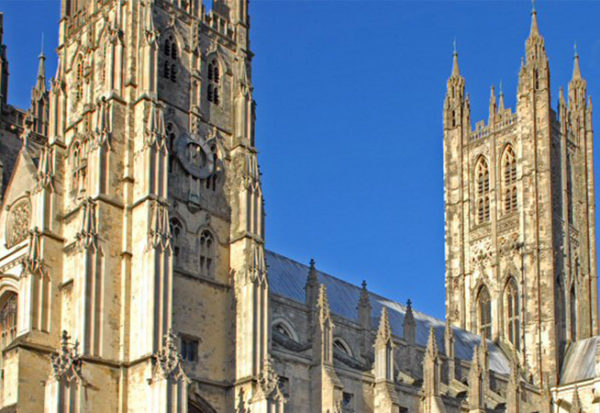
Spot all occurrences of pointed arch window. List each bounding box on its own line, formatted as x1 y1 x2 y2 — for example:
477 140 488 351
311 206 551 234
169 218 182 258
199 230 215 278
502 145 518 214
162 35 178 83
207 59 220 105
475 157 490 224
0 292 17 348
333 338 352 357
504 278 520 348
477 286 491 339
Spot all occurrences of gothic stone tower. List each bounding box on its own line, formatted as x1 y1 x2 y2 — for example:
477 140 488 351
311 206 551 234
0 0 282 412
443 8 598 387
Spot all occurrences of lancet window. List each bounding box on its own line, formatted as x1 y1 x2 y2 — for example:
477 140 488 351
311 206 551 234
502 145 517 214
207 59 220 105
199 230 214 278
170 219 182 258
477 286 491 339
475 157 490 224
504 278 520 348
162 35 178 82
71 141 87 197
0 292 17 349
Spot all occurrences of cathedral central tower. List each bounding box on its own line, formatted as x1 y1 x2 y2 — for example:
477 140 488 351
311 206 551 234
443 7 598 386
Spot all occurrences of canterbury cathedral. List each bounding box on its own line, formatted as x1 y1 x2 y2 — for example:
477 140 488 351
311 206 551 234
0 0 597 411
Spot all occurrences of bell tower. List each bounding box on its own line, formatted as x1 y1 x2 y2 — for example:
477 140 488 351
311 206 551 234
0 0 282 411
443 5 598 387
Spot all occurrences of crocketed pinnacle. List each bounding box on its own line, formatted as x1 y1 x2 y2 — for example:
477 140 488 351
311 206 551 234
426 327 438 358
529 0 540 38
35 34 46 93
451 39 460 77
572 43 582 80
375 307 393 346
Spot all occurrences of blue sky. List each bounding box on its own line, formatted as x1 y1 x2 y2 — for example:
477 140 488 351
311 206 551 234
1 0 600 320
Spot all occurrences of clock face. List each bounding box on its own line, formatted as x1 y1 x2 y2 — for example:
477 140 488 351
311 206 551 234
175 133 215 179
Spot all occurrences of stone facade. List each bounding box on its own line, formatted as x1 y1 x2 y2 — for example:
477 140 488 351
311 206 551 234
0 1 596 412
443 6 598 390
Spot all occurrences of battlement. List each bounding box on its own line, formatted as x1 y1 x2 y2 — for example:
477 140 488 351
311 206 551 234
201 7 235 40
469 111 517 142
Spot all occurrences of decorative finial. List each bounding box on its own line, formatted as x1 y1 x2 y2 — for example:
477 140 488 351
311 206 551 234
451 39 460 77
532 0 536 13
40 33 44 56
361 280 367 290
574 42 578 58
499 80 503 95
407 298 412 309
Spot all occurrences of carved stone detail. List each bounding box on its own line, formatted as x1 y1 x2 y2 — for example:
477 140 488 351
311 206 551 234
50 330 84 383
6 198 31 248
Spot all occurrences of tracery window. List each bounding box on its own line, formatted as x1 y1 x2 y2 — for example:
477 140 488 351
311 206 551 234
475 157 490 224
170 219 182 258
199 230 214 278
502 145 517 214
0 293 17 348
72 141 87 196
477 286 491 339
162 35 178 83
504 278 520 348
207 59 220 105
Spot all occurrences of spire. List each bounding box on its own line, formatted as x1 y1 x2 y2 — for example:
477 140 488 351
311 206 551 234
403 299 416 345
451 39 460 77
489 86 497 123
35 33 47 93
499 81 505 111
529 0 540 38
425 327 438 358
572 43 582 80
316 284 331 323
357 280 372 330
374 308 395 384
375 307 393 347
305 258 319 307
468 345 485 412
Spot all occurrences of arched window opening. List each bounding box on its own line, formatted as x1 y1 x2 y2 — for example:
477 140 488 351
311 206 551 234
75 59 84 102
505 279 520 348
475 158 490 224
199 230 215 278
204 149 217 191
166 123 176 173
502 145 518 214
333 338 352 357
162 36 178 83
274 322 294 340
477 286 491 339
170 64 177 82
207 59 220 105
170 219 182 258
0 292 17 348
570 284 577 341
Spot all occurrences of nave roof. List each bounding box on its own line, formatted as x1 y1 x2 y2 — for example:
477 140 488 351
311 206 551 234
266 249 511 375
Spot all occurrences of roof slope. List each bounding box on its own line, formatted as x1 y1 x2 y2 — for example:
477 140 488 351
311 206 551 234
560 336 600 384
266 250 510 375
